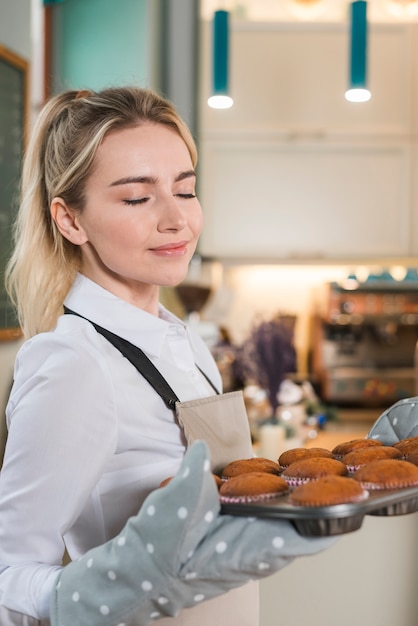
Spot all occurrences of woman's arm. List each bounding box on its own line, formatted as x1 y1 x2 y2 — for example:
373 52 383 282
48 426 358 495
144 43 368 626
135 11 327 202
0 326 117 619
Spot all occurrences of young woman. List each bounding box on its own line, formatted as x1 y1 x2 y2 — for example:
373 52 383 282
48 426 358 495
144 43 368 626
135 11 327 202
0 87 335 626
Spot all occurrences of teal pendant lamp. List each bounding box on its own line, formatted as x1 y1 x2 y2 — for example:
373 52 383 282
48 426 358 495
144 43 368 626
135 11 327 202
345 0 371 103
208 10 233 109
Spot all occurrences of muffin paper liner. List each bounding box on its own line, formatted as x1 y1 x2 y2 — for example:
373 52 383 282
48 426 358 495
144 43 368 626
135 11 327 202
221 484 418 537
358 480 418 490
219 491 288 504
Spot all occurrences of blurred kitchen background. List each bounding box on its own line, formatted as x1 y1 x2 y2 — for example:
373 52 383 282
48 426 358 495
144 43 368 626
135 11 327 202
1 1 418 624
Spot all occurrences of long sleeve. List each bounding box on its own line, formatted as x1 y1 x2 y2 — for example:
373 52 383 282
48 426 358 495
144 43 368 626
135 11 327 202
0 325 118 619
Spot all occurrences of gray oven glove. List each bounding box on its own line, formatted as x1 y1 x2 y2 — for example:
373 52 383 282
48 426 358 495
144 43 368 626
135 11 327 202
367 396 418 445
50 440 334 626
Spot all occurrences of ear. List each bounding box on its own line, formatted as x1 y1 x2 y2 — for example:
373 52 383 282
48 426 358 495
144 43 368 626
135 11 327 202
50 197 88 245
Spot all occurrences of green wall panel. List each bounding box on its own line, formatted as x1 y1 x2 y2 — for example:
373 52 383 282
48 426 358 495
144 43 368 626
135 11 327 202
52 0 152 92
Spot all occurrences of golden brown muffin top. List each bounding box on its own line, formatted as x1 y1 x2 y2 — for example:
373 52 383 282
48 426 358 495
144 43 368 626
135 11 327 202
289 475 368 507
332 438 383 458
219 472 289 498
342 446 402 469
221 457 282 479
392 437 418 456
405 450 418 466
353 459 418 489
278 447 333 469
282 457 348 480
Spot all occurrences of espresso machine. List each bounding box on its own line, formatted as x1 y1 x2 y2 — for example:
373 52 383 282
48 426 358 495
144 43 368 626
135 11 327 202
311 275 418 407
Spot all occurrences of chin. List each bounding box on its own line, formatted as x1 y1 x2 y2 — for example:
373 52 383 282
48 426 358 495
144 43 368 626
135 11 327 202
160 273 189 288
156 258 194 287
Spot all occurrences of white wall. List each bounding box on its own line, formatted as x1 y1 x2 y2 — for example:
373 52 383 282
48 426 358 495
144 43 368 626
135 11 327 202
0 0 31 59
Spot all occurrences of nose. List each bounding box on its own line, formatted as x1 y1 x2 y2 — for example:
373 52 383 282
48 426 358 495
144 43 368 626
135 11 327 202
157 194 187 232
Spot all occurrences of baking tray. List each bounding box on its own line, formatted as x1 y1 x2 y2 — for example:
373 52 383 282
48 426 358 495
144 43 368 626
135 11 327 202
220 484 418 537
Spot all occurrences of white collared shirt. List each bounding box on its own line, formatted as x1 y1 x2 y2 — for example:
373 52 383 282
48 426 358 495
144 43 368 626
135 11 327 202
0 274 222 620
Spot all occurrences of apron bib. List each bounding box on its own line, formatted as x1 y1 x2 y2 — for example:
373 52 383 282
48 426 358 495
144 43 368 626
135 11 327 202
63 310 259 625
176 391 253 474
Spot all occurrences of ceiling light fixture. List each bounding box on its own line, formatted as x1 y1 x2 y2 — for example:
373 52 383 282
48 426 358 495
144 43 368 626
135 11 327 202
208 10 233 109
345 0 371 103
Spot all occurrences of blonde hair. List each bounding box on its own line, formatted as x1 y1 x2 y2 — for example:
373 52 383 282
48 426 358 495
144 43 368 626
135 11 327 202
5 87 197 338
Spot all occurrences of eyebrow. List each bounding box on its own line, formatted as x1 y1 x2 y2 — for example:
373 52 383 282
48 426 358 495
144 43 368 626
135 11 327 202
109 170 196 187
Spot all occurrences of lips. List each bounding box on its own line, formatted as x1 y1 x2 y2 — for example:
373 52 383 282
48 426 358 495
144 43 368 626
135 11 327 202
150 241 189 256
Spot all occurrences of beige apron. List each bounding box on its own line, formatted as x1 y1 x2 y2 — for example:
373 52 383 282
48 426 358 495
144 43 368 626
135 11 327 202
176 390 254 474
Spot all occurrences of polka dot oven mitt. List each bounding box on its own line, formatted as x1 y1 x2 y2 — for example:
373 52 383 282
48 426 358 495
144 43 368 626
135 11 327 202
50 440 335 626
367 397 418 445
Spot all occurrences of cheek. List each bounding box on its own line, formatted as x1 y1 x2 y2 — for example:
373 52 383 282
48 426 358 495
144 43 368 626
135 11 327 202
92 213 148 246
192 204 204 237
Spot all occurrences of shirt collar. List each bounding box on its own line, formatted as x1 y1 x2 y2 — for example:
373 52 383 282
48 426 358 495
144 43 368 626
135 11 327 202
64 274 193 358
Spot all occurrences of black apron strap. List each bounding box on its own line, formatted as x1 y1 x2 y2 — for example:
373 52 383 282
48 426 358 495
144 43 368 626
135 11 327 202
63 306 220 410
64 306 179 410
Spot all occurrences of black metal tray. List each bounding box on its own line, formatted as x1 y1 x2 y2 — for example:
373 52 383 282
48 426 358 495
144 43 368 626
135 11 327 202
220 484 418 537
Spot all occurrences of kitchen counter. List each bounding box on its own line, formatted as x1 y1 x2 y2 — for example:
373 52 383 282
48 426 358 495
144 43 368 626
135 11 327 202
255 415 377 460
305 421 372 452
305 405 387 450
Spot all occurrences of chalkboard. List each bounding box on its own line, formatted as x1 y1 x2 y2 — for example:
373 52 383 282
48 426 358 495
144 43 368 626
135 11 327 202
0 45 28 340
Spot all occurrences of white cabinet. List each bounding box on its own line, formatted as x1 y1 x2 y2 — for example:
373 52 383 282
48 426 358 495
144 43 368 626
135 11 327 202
199 139 410 259
197 21 417 260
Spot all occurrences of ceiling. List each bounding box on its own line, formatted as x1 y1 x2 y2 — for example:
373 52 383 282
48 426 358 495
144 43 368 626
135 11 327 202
200 0 418 23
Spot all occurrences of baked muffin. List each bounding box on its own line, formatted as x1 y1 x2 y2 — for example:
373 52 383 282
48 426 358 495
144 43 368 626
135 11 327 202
213 474 223 489
332 438 384 460
392 436 418 457
289 475 368 507
278 447 333 470
393 435 418 447
353 459 418 490
405 450 418 466
221 457 282 480
281 457 348 487
342 446 402 472
219 472 289 503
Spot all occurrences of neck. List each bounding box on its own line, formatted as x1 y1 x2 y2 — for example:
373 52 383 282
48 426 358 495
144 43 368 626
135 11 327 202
78 271 161 316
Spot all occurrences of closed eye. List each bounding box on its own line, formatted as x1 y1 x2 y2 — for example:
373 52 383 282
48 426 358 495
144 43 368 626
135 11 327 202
123 193 196 204
123 197 149 205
